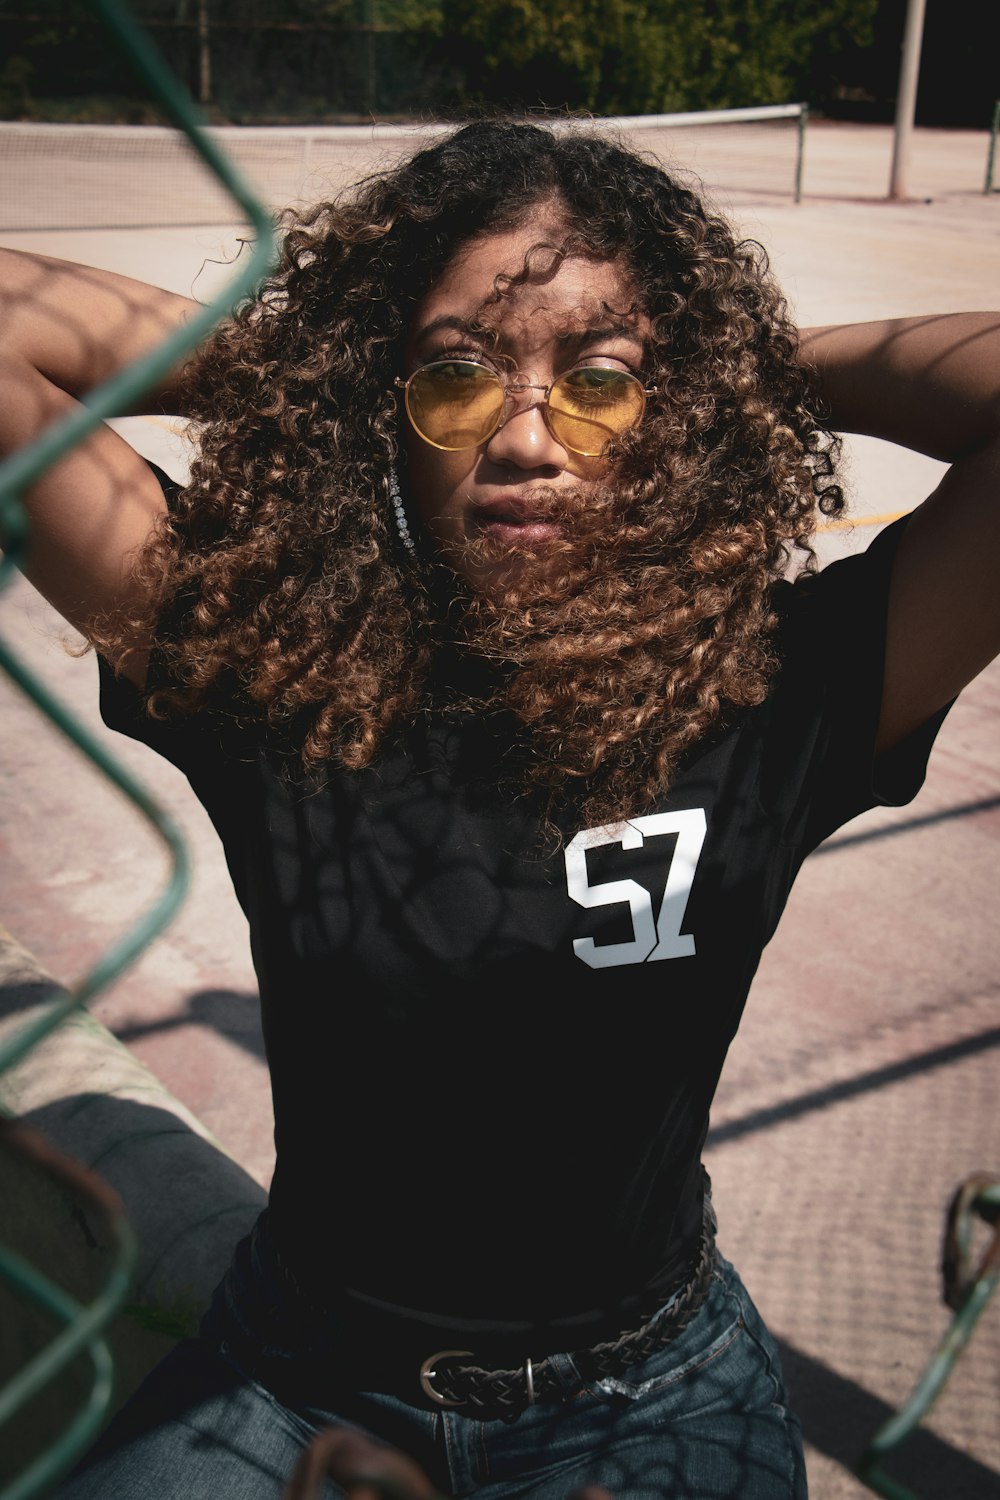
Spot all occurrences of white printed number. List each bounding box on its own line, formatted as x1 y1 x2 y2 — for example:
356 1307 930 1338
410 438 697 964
564 810 707 969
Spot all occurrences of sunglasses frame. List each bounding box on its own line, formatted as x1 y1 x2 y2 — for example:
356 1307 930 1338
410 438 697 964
394 359 653 457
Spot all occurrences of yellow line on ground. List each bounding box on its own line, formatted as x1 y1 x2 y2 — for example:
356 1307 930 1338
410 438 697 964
817 509 911 532
134 414 190 435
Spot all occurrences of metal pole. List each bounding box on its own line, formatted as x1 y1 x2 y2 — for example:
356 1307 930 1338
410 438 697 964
889 0 927 200
364 0 376 117
794 103 808 203
985 100 1000 194
197 0 211 106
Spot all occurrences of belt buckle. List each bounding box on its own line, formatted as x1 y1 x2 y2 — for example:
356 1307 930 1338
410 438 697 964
419 1349 474 1407
419 1349 538 1417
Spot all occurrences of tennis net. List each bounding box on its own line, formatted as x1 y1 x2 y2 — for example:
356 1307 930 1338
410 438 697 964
0 105 808 232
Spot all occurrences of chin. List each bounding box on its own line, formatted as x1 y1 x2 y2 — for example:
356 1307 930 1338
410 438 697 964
453 537 562 599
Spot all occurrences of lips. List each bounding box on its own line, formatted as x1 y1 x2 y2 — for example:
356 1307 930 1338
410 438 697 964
471 494 561 543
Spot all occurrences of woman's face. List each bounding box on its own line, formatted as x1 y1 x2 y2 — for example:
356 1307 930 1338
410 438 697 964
401 220 649 594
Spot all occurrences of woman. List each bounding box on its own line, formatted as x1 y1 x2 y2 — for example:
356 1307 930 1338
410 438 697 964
3 120 998 1499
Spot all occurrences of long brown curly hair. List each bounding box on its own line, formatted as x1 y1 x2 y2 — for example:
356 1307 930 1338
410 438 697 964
111 119 842 827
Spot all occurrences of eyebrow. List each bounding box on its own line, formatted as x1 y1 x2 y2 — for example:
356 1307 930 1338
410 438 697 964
412 315 495 347
557 322 646 349
412 314 646 351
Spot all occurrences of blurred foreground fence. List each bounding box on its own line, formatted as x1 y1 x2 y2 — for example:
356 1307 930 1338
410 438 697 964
0 0 274 1493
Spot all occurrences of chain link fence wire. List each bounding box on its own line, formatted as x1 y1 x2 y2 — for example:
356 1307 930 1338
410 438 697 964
0 2 275 1494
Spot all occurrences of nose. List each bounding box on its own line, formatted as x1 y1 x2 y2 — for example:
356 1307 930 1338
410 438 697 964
483 388 567 470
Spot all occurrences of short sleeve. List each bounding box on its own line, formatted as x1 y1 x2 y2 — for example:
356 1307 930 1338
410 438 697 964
761 517 952 855
96 462 240 780
97 654 208 774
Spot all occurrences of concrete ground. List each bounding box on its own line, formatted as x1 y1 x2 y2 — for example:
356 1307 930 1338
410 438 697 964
1 119 998 1497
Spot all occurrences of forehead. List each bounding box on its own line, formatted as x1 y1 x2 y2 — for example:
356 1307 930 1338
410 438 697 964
408 222 643 353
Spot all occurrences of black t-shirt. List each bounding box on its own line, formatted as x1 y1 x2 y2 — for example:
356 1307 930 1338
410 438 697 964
99 517 948 1353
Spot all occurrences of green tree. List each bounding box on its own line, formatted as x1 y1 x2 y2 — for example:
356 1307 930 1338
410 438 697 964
436 0 877 115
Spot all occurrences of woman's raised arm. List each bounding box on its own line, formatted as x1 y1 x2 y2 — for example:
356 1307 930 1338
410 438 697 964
799 313 1000 752
0 249 199 672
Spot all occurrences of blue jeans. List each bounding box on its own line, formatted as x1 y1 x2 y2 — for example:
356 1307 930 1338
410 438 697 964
58 1255 806 1499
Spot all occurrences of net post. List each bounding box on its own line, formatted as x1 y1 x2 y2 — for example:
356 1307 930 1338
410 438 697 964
794 103 808 203
300 132 314 203
985 100 1000 194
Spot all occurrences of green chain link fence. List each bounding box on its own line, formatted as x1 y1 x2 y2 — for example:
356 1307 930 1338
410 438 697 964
0 2 275 1494
857 1175 1000 1499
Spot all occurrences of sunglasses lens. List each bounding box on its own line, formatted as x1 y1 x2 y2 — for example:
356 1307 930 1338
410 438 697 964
405 361 505 450
548 367 646 456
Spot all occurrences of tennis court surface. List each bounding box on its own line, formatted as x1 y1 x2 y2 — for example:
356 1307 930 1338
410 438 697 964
1 118 998 1498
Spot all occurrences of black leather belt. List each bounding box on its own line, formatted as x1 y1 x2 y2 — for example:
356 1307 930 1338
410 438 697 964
416 1195 718 1423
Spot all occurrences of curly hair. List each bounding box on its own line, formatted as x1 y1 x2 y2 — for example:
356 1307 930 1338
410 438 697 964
109 118 842 827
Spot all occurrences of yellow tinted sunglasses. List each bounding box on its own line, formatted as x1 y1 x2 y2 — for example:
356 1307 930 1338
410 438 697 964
395 359 650 457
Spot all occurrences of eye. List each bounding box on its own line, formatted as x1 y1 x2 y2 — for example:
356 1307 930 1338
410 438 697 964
425 357 493 380
576 352 643 374
407 360 504 410
559 366 641 408
421 343 502 375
